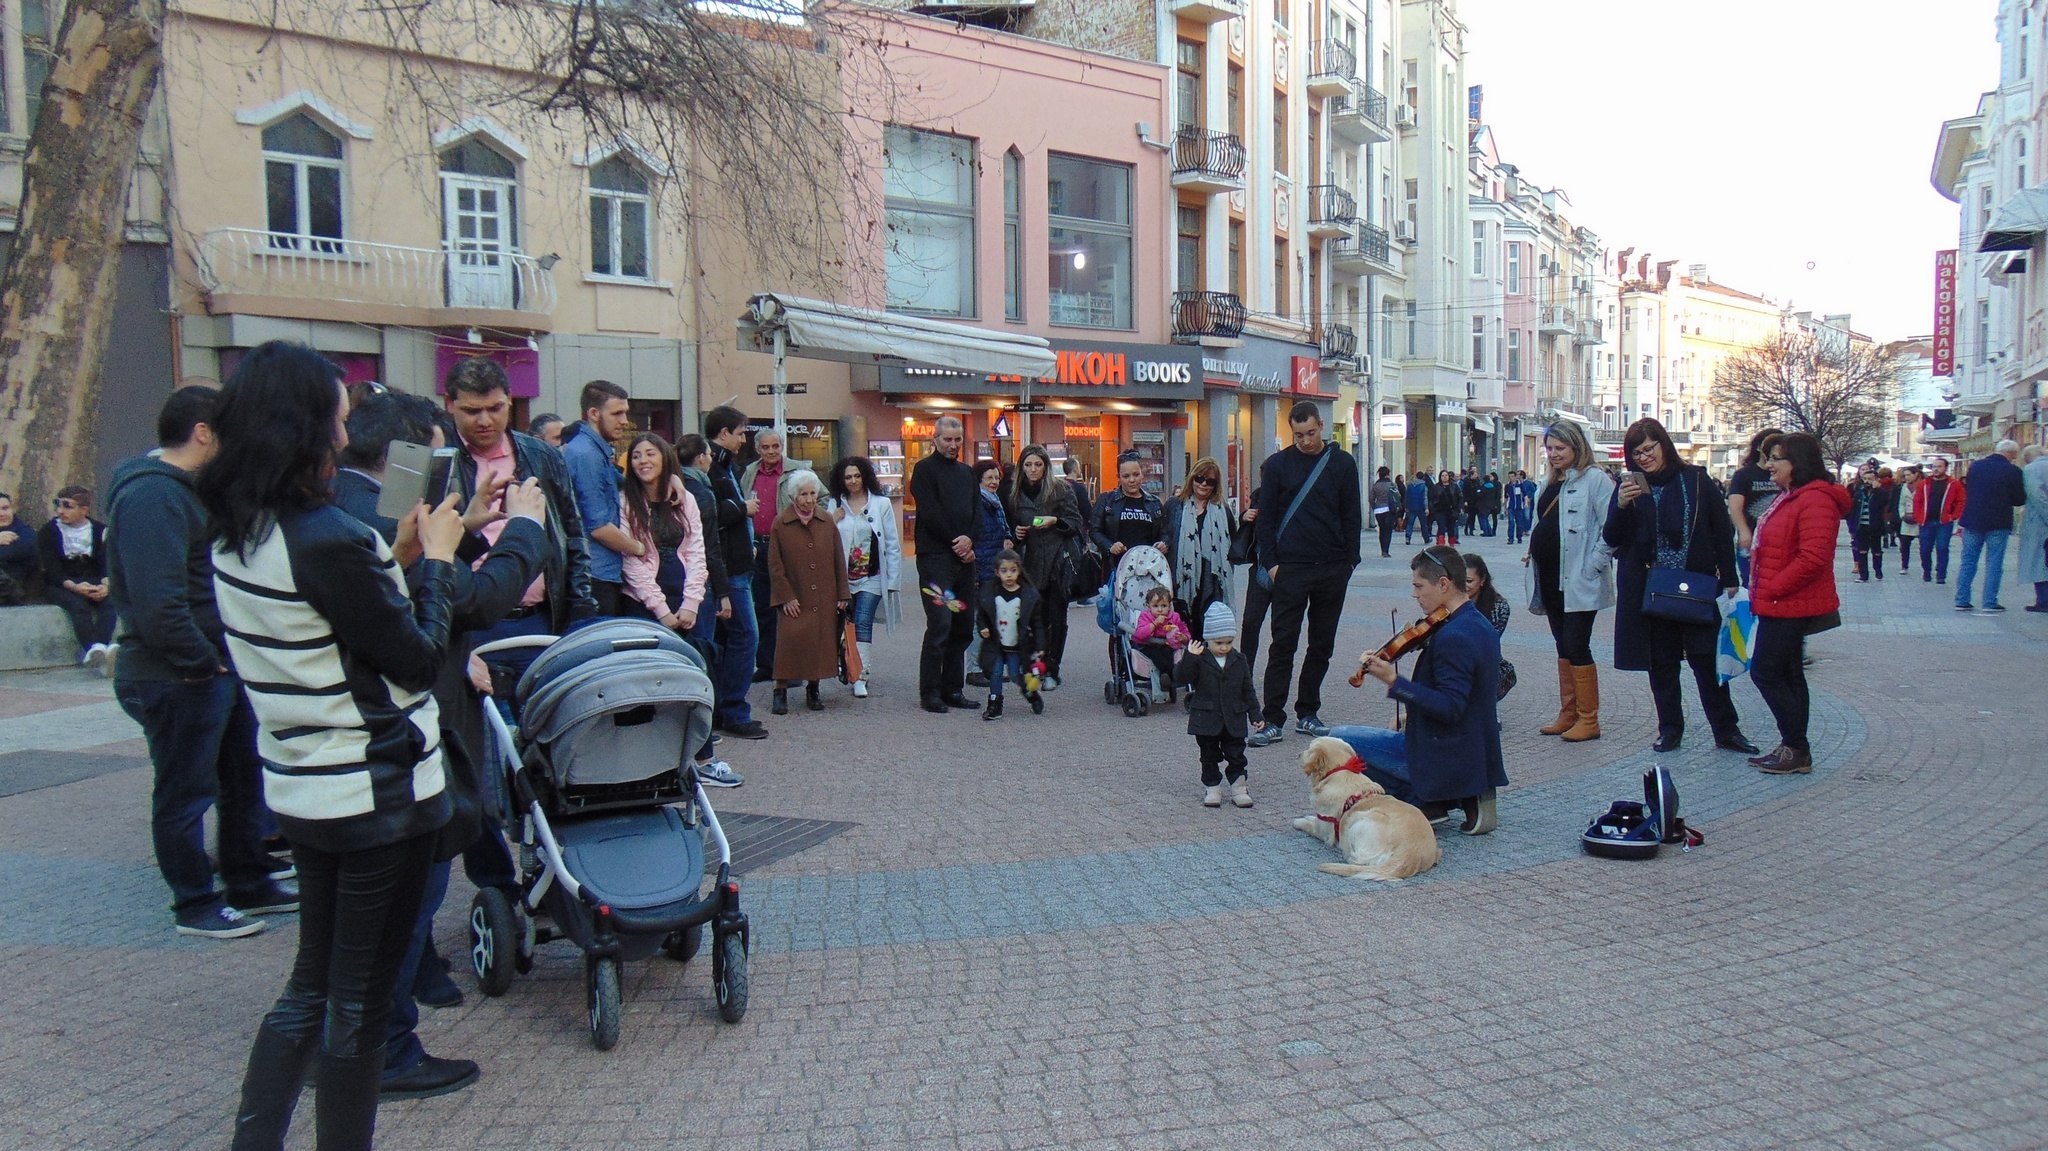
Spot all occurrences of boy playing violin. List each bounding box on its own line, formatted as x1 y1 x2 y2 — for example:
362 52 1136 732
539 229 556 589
1329 546 1507 835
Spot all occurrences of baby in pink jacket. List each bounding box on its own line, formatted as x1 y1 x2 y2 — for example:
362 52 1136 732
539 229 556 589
1132 586 1188 681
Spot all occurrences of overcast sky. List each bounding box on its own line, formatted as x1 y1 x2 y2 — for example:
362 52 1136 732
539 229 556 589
1456 0 2000 343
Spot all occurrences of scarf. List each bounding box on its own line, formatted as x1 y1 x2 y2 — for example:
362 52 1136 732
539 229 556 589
1645 466 1693 568
1174 498 1234 606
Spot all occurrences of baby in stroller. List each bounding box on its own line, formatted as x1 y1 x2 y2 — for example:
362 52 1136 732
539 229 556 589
1131 586 1190 688
1100 543 1177 715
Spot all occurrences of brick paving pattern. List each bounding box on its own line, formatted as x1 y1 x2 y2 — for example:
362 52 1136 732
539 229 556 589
0 532 2043 1149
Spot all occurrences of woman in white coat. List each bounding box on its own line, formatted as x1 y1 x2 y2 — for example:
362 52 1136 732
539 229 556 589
827 455 902 697
1522 420 1617 741
2019 446 2048 611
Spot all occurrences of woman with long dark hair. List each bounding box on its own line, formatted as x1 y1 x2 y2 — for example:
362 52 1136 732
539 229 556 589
1603 418 1756 755
1004 445 1082 689
1746 432 1850 773
1462 552 1516 700
1523 420 1614 741
207 342 467 1151
620 432 709 631
1430 469 1463 544
826 454 901 699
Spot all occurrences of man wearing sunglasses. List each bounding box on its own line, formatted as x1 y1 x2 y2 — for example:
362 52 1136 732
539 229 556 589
38 485 115 668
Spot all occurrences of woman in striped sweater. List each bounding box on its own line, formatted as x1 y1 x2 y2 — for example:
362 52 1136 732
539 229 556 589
202 342 468 1151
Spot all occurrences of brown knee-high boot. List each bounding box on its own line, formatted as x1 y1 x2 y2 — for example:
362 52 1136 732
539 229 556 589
1539 658 1577 735
1562 663 1602 741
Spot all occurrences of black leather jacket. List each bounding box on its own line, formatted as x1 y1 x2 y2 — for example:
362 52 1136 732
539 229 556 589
450 429 595 632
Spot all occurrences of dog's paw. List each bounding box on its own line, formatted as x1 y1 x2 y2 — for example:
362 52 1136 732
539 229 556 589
1291 816 1317 833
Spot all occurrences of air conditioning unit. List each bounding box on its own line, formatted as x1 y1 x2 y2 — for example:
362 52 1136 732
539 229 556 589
1357 352 1373 377
1395 105 1417 129
1395 221 1417 243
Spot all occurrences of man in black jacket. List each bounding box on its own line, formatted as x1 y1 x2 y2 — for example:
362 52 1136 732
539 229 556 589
909 415 980 712
1249 401 1361 745
704 406 767 739
107 386 296 939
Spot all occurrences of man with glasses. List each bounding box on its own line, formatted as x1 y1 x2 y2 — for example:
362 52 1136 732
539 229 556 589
38 486 115 668
1248 401 1362 746
1330 546 1503 834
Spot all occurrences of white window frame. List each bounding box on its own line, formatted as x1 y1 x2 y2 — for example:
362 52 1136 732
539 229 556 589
884 125 979 319
260 115 348 253
588 156 656 283
1506 244 1522 295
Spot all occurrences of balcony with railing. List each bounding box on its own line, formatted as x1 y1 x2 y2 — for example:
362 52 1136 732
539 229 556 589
1317 322 1357 366
1171 126 1247 194
1330 86 1392 145
1307 39 1358 98
1172 290 1247 345
1328 222 1397 276
197 228 558 322
1575 318 1604 346
1307 184 1356 238
1468 376 1506 412
1167 0 1244 24
1539 304 1576 335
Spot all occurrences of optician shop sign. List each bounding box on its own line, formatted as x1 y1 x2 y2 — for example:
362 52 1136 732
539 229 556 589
880 338 1203 401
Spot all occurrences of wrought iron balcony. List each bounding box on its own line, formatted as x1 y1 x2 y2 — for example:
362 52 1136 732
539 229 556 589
1317 322 1358 365
1330 86 1392 145
1307 184 1356 237
1328 223 1396 276
1307 39 1357 98
1167 0 1244 24
197 227 557 317
1172 290 1247 344
1171 126 1247 194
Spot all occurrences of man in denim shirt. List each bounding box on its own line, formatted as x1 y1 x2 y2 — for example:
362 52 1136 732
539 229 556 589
560 379 643 614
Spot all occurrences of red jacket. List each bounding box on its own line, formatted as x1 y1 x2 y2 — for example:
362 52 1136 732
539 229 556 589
1910 474 1965 525
1749 480 1852 619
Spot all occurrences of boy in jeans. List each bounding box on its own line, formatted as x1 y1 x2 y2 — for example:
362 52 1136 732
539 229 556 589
976 550 1042 720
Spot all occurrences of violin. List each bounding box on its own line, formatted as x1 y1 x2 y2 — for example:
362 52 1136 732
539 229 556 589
1348 605 1453 687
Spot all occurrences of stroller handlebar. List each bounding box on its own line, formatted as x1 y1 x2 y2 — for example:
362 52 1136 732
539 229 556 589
473 635 560 659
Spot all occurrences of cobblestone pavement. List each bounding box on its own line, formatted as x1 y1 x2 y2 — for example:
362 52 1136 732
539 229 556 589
2 530 2044 1150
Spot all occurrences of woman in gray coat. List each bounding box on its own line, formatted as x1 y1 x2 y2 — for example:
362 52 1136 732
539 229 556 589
2020 445 2048 611
1521 420 1616 742
1006 445 1085 687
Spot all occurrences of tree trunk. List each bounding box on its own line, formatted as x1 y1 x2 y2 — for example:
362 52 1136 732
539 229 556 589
0 0 163 513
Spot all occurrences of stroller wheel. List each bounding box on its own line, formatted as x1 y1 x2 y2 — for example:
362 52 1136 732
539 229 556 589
586 957 622 1051
468 888 518 997
714 931 750 1024
1120 693 1141 718
1104 680 1116 705
1134 693 1152 717
662 923 704 963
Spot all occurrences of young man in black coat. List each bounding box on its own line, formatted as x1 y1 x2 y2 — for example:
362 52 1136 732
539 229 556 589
1178 603 1260 809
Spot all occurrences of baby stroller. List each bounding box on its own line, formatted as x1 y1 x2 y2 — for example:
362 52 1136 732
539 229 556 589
1099 543 1175 717
468 618 749 1051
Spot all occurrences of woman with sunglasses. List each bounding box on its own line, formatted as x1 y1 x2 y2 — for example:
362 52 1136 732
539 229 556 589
1604 418 1755 755
1162 458 1238 644
1744 432 1849 774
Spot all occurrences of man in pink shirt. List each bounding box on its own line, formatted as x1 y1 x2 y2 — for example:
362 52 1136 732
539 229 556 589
741 429 787 682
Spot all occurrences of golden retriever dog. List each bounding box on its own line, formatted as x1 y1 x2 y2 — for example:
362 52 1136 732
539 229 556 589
1293 736 1441 880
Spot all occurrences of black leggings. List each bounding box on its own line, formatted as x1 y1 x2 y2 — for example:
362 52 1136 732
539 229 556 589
1036 579 1071 676
1749 615 1813 754
1546 608 1597 666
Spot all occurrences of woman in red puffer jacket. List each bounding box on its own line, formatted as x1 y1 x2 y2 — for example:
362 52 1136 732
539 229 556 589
1745 432 1852 775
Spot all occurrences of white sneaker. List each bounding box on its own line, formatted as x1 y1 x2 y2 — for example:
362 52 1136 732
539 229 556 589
696 760 744 788
851 680 869 699
1041 675 1060 692
1202 785 1223 808
1228 782 1253 808
81 643 109 672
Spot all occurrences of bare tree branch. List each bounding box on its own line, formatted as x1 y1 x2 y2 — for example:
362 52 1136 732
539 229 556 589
1712 332 1901 468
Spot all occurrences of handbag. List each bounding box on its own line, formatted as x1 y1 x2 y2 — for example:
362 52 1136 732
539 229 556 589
838 612 864 684
1640 472 1721 628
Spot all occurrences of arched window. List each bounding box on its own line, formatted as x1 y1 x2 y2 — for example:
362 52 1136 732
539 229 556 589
589 155 652 279
262 114 344 251
438 137 520 308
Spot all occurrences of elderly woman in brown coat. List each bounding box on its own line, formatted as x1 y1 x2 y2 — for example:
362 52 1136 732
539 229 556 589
768 468 850 714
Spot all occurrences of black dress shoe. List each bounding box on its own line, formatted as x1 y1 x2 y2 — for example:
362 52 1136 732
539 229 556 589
380 1054 480 1101
770 688 789 715
1652 733 1682 753
941 692 978 709
1715 733 1761 755
920 694 948 714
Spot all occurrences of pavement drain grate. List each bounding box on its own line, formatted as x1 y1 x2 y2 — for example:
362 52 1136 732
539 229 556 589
712 811 856 876
0 749 145 799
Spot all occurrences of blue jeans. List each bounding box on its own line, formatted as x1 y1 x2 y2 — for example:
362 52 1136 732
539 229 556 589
1507 508 1531 543
115 673 271 913
715 572 759 726
1954 527 2010 607
1922 520 1954 581
848 589 883 643
1328 724 1414 802
987 650 1024 698
1404 512 1422 544
383 858 453 1074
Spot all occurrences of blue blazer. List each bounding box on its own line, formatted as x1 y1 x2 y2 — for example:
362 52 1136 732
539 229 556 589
1387 601 1506 803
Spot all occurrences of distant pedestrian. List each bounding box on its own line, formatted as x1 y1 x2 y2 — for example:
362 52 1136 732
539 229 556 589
908 416 979 713
0 491 35 604
1430 469 1462 545
1524 420 1615 743
741 429 797 680
1504 470 1536 544
527 413 564 449
1368 466 1400 557
37 484 114 667
1478 472 1501 536
1912 456 1964 582
1177 602 1259 809
1604 418 1754 755
1893 465 1921 576
963 459 1013 685
766 470 849 716
703 407 768 739
1954 439 2028 612
2019 445 2048 612
1849 465 1892 583
1727 427 1784 584
974 548 1042 721
1403 473 1429 545
1746 432 1849 774
826 454 901 699
1062 454 1094 534
1247 401 1361 745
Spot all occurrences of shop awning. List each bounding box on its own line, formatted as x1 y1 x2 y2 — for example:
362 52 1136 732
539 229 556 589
1542 407 1599 429
1980 186 2048 252
1469 413 1498 433
736 293 1057 378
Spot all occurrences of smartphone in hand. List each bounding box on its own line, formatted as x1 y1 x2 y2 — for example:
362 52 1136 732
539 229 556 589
376 442 462 521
